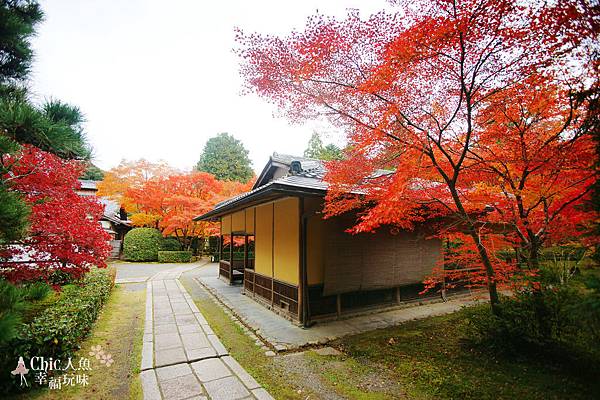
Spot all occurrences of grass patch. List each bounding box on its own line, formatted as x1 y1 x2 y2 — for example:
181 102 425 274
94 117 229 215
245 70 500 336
335 305 599 400
10 284 146 400
303 351 398 400
183 276 597 399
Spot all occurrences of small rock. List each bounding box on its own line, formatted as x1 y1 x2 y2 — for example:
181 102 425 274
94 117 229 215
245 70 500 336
264 350 276 357
314 347 342 356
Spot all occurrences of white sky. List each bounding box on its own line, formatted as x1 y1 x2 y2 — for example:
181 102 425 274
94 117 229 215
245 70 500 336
29 0 390 173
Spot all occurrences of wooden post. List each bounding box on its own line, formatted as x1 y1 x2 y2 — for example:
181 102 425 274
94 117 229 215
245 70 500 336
219 235 222 262
244 235 249 270
271 203 275 307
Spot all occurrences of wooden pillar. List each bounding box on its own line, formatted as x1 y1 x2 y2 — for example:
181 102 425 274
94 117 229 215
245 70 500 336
219 235 223 261
244 235 249 269
271 203 275 307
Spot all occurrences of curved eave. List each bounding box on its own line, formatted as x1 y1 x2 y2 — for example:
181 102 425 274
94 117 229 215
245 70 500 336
194 182 325 222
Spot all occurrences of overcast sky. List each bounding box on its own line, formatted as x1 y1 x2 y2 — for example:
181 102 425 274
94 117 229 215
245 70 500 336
29 0 390 173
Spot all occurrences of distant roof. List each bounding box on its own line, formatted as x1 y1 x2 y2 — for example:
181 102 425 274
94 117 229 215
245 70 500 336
99 198 130 226
78 180 98 190
195 152 392 221
253 152 323 190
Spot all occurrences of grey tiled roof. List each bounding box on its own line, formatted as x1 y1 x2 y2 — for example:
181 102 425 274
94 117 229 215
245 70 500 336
79 180 98 190
99 198 129 226
196 152 395 220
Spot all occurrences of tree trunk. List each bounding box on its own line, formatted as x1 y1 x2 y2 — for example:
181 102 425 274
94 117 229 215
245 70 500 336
467 227 501 315
527 240 541 271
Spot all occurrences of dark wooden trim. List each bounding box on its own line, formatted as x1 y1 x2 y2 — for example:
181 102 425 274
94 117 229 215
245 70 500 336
219 260 231 281
244 268 255 293
244 270 300 320
299 196 309 326
273 279 299 315
244 235 249 269
218 234 223 267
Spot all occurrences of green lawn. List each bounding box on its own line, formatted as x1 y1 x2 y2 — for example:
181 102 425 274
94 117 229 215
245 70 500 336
333 306 599 400
187 282 599 400
10 284 146 400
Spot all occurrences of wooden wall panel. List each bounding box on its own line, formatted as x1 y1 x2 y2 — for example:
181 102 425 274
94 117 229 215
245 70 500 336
307 214 325 285
232 211 245 232
322 215 442 296
221 215 231 235
245 208 255 234
273 198 299 285
254 203 273 277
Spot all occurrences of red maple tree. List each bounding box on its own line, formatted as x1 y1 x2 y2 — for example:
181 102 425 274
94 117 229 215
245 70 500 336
1 145 111 283
237 0 598 311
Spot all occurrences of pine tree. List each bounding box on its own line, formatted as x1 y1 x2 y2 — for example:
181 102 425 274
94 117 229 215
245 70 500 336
196 133 253 182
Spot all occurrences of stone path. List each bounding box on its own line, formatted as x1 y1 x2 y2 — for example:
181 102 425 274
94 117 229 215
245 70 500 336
140 263 273 400
114 262 187 284
195 263 482 351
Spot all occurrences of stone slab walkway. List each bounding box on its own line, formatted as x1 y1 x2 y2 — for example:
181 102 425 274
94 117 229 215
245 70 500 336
140 262 273 400
114 262 184 284
194 263 482 351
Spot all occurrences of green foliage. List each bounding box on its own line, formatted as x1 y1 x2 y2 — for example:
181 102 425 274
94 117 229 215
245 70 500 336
0 279 51 346
0 185 30 244
0 268 114 392
80 162 104 181
0 0 44 88
196 132 253 182
304 131 343 160
160 237 182 251
466 287 600 363
0 278 24 345
0 98 91 159
123 228 163 261
157 251 192 263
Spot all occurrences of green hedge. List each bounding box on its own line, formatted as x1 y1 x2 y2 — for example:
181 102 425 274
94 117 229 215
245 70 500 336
0 268 115 392
123 228 163 261
161 237 182 251
158 251 192 263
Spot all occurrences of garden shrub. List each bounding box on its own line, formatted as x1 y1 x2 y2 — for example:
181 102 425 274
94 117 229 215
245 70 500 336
160 237 182 251
157 251 192 263
0 267 115 393
466 284 600 364
123 227 163 261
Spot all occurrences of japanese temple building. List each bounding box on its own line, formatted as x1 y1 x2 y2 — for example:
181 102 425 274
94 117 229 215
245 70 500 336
194 153 442 326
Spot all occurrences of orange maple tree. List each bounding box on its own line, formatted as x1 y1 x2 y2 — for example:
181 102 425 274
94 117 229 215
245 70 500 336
96 159 177 211
237 0 598 312
98 160 254 250
126 172 224 249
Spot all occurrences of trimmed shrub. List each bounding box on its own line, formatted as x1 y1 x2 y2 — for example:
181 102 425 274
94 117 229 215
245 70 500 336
158 251 192 263
123 228 163 261
161 237 182 251
466 284 600 364
0 267 115 392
